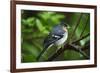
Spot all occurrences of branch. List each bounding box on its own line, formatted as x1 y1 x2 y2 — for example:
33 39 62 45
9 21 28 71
70 44 89 59
72 33 90 44
47 43 89 61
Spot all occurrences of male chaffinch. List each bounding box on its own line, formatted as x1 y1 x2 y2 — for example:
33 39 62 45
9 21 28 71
37 22 70 61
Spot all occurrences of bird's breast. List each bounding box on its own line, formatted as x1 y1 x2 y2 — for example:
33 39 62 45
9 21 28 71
55 32 68 46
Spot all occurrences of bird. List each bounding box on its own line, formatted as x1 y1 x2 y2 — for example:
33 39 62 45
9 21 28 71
36 22 70 61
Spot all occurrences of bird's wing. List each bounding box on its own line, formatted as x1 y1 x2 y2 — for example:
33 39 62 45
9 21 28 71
43 33 63 49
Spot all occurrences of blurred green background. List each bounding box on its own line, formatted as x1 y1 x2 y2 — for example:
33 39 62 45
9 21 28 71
21 10 90 63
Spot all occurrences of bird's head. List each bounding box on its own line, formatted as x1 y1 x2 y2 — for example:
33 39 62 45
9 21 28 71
60 22 70 32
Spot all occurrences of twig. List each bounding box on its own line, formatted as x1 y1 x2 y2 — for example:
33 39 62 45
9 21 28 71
68 13 83 43
70 44 89 59
72 33 90 44
47 50 64 61
80 16 89 37
46 44 68 61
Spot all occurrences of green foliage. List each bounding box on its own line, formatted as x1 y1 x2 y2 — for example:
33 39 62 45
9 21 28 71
21 10 90 62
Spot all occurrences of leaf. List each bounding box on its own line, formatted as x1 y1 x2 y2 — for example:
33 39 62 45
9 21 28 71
21 42 39 62
64 50 83 60
35 19 49 34
22 54 36 62
75 14 90 46
26 17 35 27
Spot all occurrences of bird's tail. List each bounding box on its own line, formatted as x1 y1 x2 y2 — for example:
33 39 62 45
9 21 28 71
36 48 46 61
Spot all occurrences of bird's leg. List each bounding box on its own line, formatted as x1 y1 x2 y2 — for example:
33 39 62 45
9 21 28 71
54 45 64 61
56 45 61 52
55 44 64 52
61 44 64 49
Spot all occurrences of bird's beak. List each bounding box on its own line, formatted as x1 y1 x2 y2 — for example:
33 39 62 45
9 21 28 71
67 25 70 29
62 22 70 29
64 23 70 29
